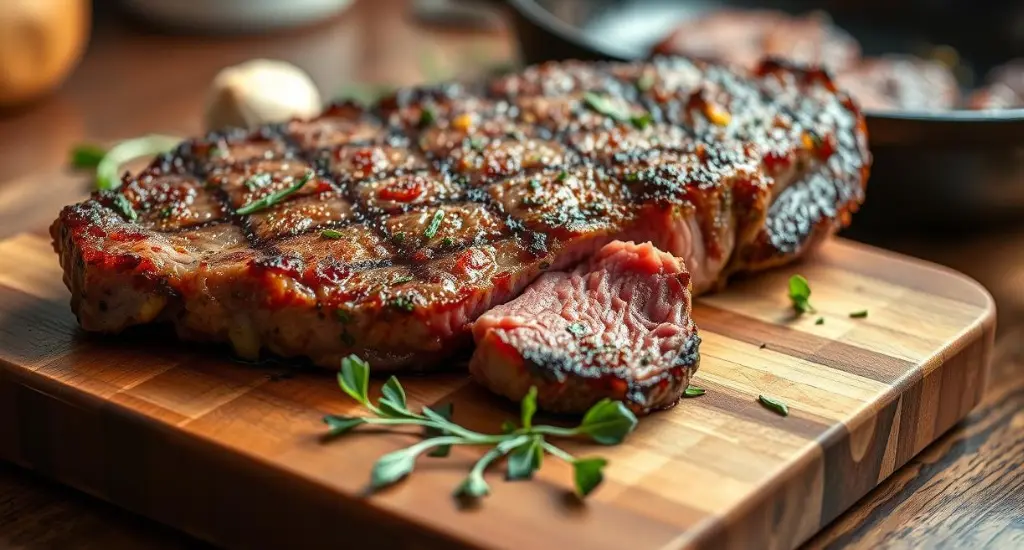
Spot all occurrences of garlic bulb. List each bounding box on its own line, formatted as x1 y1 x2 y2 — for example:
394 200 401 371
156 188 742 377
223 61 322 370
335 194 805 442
204 59 322 131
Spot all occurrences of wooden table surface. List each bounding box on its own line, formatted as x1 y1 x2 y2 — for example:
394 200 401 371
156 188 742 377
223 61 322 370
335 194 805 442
1 1 1021 548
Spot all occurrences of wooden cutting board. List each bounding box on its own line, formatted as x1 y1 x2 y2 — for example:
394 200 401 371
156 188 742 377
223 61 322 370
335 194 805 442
0 231 994 550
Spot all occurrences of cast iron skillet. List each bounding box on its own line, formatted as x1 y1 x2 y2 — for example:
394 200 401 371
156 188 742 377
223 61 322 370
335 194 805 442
503 0 1024 234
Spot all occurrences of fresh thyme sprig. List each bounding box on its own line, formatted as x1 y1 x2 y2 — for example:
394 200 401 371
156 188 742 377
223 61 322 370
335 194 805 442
322 355 639 499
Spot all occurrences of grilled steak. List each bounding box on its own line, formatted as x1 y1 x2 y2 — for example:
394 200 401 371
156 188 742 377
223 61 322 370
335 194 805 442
470 240 699 415
652 10 860 74
51 57 870 371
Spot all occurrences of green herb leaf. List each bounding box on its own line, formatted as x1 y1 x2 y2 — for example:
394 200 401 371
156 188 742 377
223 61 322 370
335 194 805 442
424 403 455 457
566 322 589 338
336 309 353 324
392 232 406 244
636 72 655 92
381 376 408 409
440 237 454 247
322 415 365 437
788 274 814 314
70 144 107 169
506 436 543 481
849 310 868 318
582 92 630 122
556 170 569 182
815 317 825 325
338 355 371 405
630 112 654 130
758 394 789 416
683 385 705 397
387 295 416 313
454 469 491 498
91 135 181 190
419 106 437 127
371 447 418 489
236 171 314 215
392 274 414 286
424 210 445 239
578 399 638 445
209 144 227 158
521 386 538 431
572 457 608 497
321 229 344 239
110 194 138 222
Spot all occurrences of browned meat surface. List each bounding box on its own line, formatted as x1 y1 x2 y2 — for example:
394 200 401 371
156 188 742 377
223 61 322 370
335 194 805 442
833 55 960 111
652 10 860 74
968 60 1024 109
652 10 965 113
470 241 698 415
51 57 870 371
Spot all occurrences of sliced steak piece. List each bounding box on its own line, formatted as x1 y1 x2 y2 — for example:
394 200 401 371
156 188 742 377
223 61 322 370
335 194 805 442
469 241 698 415
833 55 959 111
51 57 869 371
652 10 861 74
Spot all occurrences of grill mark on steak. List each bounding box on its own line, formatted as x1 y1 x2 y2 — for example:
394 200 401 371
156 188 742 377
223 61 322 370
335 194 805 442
51 57 870 370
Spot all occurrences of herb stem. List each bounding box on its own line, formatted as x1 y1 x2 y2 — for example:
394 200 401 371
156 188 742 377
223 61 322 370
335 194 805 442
530 425 580 438
402 435 502 458
472 434 531 474
360 412 502 443
540 441 576 463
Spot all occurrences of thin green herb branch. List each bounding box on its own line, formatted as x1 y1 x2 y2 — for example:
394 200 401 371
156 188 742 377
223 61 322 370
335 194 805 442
322 355 639 500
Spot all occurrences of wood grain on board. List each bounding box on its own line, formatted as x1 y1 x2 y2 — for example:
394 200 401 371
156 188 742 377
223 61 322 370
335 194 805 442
0 232 995 550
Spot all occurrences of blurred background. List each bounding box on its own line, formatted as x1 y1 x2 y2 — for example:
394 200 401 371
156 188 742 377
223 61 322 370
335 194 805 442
0 1 1022 548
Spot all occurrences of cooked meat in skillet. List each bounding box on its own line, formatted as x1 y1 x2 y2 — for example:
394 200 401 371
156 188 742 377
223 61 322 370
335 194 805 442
652 10 964 112
652 10 860 74
833 55 960 111
470 240 699 415
968 59 1024 109
51 57 870 371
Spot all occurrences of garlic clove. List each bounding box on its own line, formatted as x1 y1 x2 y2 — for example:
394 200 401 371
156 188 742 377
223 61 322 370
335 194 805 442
204 59 322 131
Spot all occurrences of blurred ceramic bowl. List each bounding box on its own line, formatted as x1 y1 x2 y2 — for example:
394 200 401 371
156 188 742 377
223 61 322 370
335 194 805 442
121 0 354 32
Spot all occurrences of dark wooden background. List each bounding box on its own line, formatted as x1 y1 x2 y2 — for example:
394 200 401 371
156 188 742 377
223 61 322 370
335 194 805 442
0 0 1022 548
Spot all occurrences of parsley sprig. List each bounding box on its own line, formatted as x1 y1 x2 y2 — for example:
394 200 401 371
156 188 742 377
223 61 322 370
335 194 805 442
323 355 638 499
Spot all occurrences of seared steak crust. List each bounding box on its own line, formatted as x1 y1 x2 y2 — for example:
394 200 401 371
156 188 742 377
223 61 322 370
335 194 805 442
51 57 870 371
